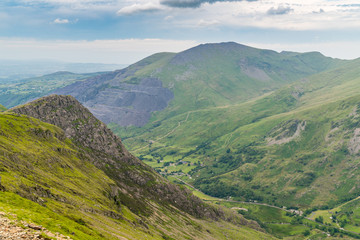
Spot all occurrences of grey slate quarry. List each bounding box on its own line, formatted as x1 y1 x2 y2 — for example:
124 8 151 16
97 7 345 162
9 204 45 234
55 69 173 127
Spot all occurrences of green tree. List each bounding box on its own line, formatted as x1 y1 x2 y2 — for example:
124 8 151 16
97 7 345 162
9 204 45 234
315 216 324 223
303 229 310 236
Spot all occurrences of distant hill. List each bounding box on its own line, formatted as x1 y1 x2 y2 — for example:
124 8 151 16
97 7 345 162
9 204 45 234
1 95 271 240
0 71 103 108
55 42 344 126
0 59 126 82
0 104 6 111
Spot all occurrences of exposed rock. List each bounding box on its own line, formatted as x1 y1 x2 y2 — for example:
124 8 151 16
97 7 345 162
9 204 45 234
0 212 71 240
26 224 42 231
349 106 359 117
267 120 306 145
11 94 136 166
239 59 271 82
291 85 305 99
325 127 339 142
55 73 173 126
348 128 360 155
346 105 360 154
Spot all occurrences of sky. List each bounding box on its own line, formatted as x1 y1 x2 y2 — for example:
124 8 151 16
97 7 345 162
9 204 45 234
1 0 360 64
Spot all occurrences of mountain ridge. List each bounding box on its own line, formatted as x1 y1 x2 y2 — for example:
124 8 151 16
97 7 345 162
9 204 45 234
54 42 344 127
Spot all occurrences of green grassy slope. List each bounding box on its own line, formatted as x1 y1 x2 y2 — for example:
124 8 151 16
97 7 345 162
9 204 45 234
115 56 360 210
188 185 359 239
0 112 126 239
0 71 102 108
310 196 360 234
52 42 344 129
198 95 360 205
0 99 274 239
122 42 343 118
0 104 6 111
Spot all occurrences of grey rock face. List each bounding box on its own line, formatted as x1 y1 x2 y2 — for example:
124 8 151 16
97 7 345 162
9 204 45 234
85 77 173 126
55 71 173 127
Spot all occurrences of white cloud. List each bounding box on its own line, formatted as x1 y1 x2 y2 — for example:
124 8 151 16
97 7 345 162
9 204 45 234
164 15 174 20
14 0 126 12
54 18 69 24
117 2 165 15
0 38 198 64
4 0 360 44
197 19 219 26
171 0 360 30
19 0 119 6
266 5 293 15
9 0 360 31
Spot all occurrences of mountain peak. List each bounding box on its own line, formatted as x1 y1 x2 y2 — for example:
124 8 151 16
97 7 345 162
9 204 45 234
11 94 135 165
169 42 263 66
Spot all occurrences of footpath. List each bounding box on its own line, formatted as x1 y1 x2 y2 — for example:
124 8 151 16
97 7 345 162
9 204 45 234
0 212 71 240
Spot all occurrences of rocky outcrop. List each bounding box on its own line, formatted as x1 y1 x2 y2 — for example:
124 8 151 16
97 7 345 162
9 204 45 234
11 94 136 166
10 95 238 222
267 119 306 145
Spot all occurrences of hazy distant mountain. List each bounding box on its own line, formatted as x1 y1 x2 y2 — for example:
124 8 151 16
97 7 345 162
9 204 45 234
0 59 126 81
0 71 104 108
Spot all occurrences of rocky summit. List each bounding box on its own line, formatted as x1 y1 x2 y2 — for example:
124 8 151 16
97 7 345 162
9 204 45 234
12 94 135 166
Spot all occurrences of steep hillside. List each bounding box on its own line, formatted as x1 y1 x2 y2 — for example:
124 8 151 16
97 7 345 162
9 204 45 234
1 95 272 239
0 104 6 111
194 95 360 207
55 42 343 126
115 56 360 211
0 71 103 108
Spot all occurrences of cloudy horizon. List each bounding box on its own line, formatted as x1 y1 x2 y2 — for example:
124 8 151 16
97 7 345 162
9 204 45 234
1 0 360 64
